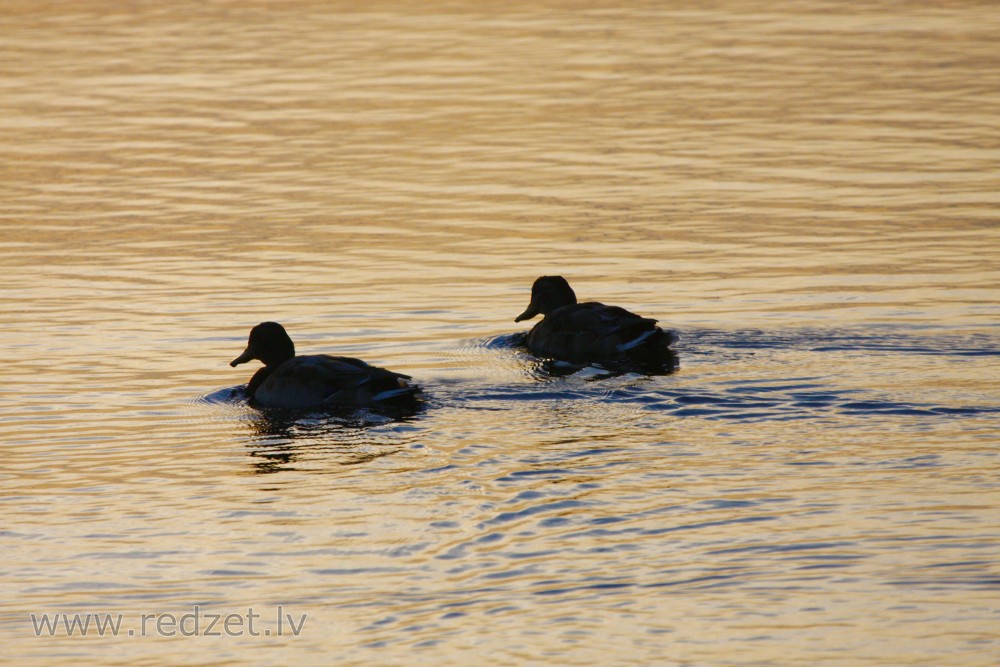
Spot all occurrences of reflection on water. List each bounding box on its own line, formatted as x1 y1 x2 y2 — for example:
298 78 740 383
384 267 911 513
2 1 1000 665
235 399 426 474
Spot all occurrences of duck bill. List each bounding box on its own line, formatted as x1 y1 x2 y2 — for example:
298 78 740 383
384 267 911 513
230 346 255 367
514 303 539 323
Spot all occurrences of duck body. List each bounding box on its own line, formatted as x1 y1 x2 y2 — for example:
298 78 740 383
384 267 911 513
231 322 420 409
516 276 678 366
524 302 678 364
246 354 417 409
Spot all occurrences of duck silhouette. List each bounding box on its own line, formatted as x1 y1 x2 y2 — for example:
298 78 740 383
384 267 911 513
514 276 678 366
230 322 420 409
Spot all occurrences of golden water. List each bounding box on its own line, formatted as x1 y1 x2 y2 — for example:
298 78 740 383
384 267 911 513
2 1 999 664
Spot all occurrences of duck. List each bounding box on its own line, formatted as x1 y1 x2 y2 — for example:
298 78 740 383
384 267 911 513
230 322 420 409
514 276 678 366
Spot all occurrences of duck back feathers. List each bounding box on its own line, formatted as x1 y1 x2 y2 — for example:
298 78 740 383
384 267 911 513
248 355 416 409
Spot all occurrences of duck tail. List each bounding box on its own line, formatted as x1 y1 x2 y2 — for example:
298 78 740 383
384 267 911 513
617 326 679 353
618 328 680 372
617 328 657 352
373 384 422 402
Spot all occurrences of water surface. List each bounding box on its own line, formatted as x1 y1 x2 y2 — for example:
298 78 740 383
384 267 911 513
2 1 999 665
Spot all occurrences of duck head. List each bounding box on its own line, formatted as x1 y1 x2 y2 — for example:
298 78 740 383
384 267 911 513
515 275 578 322
230 321 296 368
